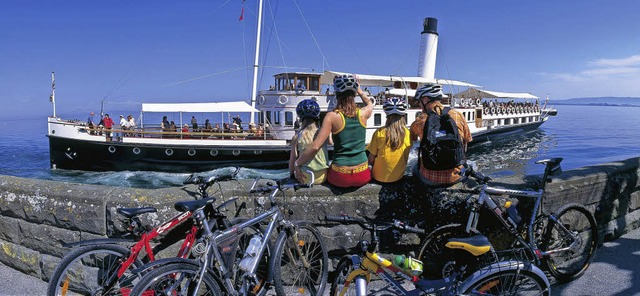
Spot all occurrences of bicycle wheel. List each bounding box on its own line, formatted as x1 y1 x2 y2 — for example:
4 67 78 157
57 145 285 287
539 203 597 283
229 217 270 296
47 244 142 296
329 256 357 296
462 268 550 295
129 262 222 296
417 223 469 279
272 221 328 296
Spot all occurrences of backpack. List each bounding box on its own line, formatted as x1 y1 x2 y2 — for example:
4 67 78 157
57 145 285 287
419 107 465 170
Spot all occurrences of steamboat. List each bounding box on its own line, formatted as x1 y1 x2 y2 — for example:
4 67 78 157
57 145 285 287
47 15 556 172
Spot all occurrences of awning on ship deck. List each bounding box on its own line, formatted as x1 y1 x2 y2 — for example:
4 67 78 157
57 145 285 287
141 101 259 113
454 88 538 99
320 70 480 88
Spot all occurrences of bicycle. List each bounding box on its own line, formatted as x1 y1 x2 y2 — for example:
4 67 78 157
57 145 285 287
418 158 598 283
326 214 550 295
129 173 329 296
47 168 250 296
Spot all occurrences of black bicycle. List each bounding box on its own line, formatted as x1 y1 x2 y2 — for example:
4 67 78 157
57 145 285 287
419 158 598 283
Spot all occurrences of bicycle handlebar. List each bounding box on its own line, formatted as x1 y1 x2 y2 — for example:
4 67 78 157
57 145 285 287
183 167 240 186
463 163 492 184
325 214 425 235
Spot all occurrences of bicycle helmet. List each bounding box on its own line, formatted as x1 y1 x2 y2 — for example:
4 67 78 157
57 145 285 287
413 83 448 101
382 97 407 115
333 74 359 93
296 99 320 119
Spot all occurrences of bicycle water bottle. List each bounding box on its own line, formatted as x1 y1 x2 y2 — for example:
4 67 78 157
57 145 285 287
393 255 423 276
239 235 261 272
504 201 522 226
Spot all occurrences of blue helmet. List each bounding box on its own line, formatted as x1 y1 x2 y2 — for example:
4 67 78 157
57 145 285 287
296 99 320 119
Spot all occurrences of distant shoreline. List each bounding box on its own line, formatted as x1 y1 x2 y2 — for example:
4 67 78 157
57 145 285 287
550 103 640 108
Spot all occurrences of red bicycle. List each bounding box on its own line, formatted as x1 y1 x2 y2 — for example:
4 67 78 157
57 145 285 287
46 168 249 296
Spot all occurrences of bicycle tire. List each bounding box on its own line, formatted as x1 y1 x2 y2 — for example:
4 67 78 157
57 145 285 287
329 256 357 296
271 221 328 296
462 267 550 295
229 217 270 296
417 223 470 279
128 262 222 296
47 244 143 296
540 203 597 283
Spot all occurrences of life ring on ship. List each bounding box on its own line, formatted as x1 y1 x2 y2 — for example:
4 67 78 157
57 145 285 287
210 149 218 157
232 150 241 156
476 98 481 106
508 107 513 114
254 150 262 155
483 108 488 115
491 107 496 114
278 95 289 105
500 107 506 114
108 146 116 154
132 147 141 155
188 149 196 157
258 95 266 105
165 149 173 156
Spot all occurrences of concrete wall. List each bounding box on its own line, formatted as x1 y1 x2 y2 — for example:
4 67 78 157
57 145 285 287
1 156 639 282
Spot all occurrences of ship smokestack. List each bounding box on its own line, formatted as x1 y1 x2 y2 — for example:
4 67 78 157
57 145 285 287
417 17 438 81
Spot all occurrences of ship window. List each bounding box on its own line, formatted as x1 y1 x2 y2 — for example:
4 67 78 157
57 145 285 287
285 111 294 126
274 111 281 125
310 77 319 91
374 113 382 126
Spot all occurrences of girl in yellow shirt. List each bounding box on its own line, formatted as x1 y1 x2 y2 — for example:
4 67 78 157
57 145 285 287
367 97 412 183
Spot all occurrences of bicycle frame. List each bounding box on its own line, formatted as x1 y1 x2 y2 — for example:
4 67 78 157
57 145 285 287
467 183 582 264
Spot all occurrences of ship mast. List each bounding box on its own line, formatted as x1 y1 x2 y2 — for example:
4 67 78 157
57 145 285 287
249 0 264 123
50 72 56 117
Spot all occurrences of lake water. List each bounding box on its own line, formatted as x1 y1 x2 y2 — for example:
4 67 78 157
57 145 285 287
1 105 639 188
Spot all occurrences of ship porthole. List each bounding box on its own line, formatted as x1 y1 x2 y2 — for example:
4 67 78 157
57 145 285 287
258 95 266 105
278 95 288 105
108 146 116 153
210 149 218 156
254 150 262 155
132 147 141 155
188 149 196 156
165 149 174 156
232 150 241 156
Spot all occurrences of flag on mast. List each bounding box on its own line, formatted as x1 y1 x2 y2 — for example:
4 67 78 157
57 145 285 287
238 0 245 21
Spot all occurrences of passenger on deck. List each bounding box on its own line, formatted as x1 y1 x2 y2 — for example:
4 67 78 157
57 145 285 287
102 114 114 142
368 97 411 184
191 116 198 131
289 99 328 185
294 74 373 188
161 116 170 138
181 124 190 139
87 112 96 134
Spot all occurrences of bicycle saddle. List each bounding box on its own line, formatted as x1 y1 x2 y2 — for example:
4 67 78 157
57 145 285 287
174 197 216 213
117 207 157 218
445 235 492 256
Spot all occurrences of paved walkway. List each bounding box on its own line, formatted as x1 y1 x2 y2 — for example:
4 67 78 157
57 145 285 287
1 227 639 296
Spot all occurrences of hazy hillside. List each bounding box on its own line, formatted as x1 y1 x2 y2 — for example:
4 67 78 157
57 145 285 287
550 97 640 107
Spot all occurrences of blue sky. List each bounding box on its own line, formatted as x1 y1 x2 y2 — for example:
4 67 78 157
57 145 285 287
2 0 639 119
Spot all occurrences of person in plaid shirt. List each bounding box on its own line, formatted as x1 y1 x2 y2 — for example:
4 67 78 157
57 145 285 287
409 83 472 187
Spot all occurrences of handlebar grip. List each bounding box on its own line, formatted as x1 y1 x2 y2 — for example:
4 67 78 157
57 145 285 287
325 215 348 222
403 225 426 235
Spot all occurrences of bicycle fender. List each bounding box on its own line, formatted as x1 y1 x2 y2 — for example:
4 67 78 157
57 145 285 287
62 237 135 248
457 260 550 293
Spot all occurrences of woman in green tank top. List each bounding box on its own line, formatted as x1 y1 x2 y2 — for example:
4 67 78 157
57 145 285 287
293 74 374 188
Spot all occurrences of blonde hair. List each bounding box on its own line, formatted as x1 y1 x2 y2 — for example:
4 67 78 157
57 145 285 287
334 90 357 117
298 118 319 145
383 114 406 150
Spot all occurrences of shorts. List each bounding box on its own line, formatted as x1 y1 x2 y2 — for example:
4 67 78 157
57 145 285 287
327 163 371 188
299 168 328 185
